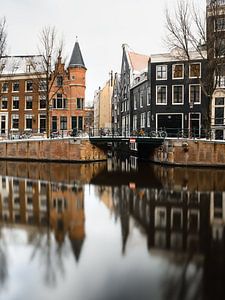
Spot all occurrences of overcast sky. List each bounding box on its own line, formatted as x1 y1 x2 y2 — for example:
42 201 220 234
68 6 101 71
1 0 205 104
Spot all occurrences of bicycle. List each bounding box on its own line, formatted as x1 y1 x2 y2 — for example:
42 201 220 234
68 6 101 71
150 129 167 138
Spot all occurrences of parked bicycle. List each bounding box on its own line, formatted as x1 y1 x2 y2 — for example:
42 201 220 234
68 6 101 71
150 129 167 138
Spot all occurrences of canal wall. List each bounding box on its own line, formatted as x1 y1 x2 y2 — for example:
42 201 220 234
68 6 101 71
0 138 107 162
151 139 225 167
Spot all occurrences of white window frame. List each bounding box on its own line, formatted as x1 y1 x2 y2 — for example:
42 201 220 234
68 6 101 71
140 91 144 108
25 115 33 130
11 114 19 130
147 87 151 106
140 112 146 128
172 85 184 105
156 113 184 131
25 80 33 92
1 82 8 93
189 63 201 78
25 95 33 110
12 96 19 110
172 64 184 79
156 65 167 80
189 84 201 105
39 95 46 110
156 85 167 105
133 115 137 130
1 96 8 110
147 111 151 127
12 81 20 92
134 94 138 110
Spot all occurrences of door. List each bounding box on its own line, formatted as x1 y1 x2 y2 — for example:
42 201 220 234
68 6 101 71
157 114 182 137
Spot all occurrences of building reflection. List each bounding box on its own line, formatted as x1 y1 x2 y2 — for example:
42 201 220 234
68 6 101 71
0 176 85 263
93 156 225 299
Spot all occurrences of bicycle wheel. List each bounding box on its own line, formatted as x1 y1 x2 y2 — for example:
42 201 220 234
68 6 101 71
160 131 167 138
150 131 157 137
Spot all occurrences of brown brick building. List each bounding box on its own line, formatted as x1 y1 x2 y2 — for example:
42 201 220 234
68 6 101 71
0 40 87 138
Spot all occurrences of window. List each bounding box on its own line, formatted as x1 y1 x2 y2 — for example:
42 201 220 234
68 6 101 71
156 65 167 80
53 94 67 109
25 96 33 110
78 116 83 130
147 111 151 127
77 98 84 109
39 79 47 91
156 86 167 104
140 91 144 107
39 95 46 109
1 115 6 134
2 82 8 93
12 96 19 110
214 97 225 125
155 207 167 228
133 115 137 130
217 64 225 87
189 63 201 78
189 113 201 136
39 114 46 133
60 116 67 130
71 116 77 129
173 85 183 104
25 80 33 92
215 39 225 57
134 94 138 110
140 112 146 128
26 65 31 73
147 87 151 105
57 76 63 87
51 116 57 131
11 115 19 129
215 17 225 31
1 96 7 109
189 85 201 105
25 115 32 129
12 81 19 92
172 64 184 79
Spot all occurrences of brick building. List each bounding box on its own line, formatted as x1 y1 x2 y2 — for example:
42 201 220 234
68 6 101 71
0 40 87 138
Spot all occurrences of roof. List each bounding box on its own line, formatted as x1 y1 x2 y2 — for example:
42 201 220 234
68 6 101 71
69 41 86 69
128 51 150 73
0 55 44 75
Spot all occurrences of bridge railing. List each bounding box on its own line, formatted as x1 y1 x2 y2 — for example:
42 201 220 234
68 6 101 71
89 127 218 140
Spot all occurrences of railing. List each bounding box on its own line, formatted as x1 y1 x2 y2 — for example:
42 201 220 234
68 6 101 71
89 127 223 140
0 127 222 141
0 128 89 140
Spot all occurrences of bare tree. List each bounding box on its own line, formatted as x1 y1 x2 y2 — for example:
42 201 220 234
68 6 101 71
0 17 7 59
165 0 225 129
29 26 65 138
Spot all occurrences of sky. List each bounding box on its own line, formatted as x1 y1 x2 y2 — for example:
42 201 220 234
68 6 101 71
1 0 205 105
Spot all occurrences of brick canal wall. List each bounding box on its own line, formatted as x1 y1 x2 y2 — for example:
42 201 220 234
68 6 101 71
0 138 107 162
151 139 225 167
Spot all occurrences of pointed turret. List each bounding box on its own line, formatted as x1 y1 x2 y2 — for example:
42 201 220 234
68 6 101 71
69 39 86 69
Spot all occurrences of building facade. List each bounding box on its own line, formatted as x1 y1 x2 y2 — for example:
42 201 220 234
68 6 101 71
149 50 208 137
93 76 114 134
0 40 87 138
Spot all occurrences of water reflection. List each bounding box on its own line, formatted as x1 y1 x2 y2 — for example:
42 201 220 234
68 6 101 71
0 158 224 299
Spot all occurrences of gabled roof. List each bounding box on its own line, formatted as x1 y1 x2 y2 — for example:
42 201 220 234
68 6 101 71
128 51 150 73
69 40 86 69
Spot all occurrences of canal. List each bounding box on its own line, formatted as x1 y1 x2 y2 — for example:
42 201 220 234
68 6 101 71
0 157 225 300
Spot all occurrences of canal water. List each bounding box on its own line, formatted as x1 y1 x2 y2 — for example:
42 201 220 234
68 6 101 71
0 157 225 300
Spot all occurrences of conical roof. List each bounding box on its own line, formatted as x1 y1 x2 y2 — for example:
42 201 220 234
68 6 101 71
69 40 86 69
